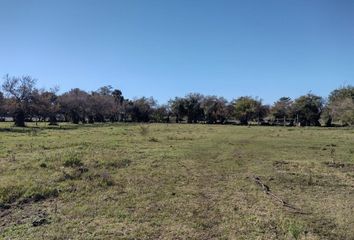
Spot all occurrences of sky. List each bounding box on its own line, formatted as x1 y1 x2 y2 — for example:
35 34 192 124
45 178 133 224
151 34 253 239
0 0 353 104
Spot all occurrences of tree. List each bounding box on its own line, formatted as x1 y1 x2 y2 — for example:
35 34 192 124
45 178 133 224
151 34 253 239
325 86 354 126
201 96 228 124
97 85 113 96
233 96 264 125
89 89 116 123
292 94 323 126
31 89 59 125
328 85 354 103
327 98 354 126
184 93 204 123
0 91 5 121
59 88 90 124
169 97 187 123
152 105 170 123
270 97 293 125
126 97 156 122
112 89 124 121
2 75 37 127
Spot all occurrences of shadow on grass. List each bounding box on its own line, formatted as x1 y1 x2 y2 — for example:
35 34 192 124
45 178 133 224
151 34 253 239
0 122 131 133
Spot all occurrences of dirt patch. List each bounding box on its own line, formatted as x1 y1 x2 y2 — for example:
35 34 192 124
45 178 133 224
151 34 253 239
324 162 354 172
273 160 300 172
0 200 55 233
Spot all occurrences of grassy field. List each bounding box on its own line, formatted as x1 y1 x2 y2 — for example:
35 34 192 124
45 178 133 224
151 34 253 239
0 123 353 239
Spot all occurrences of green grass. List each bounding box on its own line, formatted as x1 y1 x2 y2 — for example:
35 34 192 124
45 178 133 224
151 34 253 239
0 122 354 239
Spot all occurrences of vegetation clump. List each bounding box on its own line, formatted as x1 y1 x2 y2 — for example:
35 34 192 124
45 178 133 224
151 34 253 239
63 151 83 167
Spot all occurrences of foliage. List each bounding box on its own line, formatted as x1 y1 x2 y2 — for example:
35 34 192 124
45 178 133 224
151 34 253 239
292 94 324 126
326 86 354 126
233 96 266 124
1 74 353 126
271 97 293 121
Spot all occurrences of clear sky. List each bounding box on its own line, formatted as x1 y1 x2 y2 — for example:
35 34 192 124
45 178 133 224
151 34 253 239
0 0 353 104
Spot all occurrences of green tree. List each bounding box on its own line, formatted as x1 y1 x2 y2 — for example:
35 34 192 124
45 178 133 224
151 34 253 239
31 88 60 125
233 96 264 125
292 94 323 126
325 86 354 126
201 96 228 124
169 97 187 123
112 89 125 121
152 105 170 123
270 97 293 125
126 97 156 122
59 88 90 124
184 93 204 123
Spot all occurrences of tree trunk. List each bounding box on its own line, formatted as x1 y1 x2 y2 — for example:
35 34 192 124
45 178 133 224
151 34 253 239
48 115 58 126
14 109 26 127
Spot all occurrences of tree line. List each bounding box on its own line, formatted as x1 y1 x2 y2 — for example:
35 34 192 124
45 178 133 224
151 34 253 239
0 75 353 127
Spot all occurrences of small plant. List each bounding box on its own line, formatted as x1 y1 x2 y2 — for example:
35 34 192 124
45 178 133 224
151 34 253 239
63 151 83 167
39 162 47 168
307 163 315 185
148 137 159 142
330 148 336 164
288 222 303 239
106 159 131 169
0 185 25 204
29 128 39 136
100 172 114 187
23 186 59 202
139 125 149 136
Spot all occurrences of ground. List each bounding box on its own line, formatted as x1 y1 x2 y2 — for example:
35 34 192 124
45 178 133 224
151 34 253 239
0 123 353 239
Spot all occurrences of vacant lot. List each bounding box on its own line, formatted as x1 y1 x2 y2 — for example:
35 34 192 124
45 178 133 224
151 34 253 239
0 123 353 239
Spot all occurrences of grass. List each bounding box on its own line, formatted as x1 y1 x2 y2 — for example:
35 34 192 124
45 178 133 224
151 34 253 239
0 122 353 239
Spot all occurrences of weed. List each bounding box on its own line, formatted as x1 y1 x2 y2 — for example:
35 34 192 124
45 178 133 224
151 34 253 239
106 159 131 169
99 172 114 187
22 186 59 203
139 125 149 136
63 151 83 167
287 221 304 239
39 162 47 168
0 185 25 204
148 137 159 142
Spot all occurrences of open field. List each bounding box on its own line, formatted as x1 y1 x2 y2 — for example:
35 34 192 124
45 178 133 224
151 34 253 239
0 123 354 239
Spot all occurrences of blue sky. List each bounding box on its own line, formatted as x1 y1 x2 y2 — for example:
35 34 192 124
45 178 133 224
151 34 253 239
0 0 353 104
